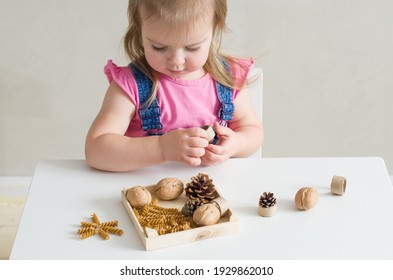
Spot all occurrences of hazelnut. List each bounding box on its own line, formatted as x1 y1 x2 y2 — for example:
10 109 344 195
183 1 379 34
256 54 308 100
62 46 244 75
154 178 184 200
193 204 220 226
294 187 318 210
126 186 152 207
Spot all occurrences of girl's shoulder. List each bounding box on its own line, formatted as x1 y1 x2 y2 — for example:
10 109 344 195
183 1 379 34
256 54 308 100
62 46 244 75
104 60 134 83
228 56 254 79
220 56 254 89
103 60 138 105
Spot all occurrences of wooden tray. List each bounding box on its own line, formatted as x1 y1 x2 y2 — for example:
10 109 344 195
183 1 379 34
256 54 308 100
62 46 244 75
121 184 239 250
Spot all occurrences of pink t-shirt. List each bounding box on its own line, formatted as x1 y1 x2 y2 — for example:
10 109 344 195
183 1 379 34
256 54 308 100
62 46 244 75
104 58 254 137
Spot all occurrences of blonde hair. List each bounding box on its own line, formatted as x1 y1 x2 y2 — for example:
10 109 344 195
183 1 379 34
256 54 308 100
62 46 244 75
123 0 247 106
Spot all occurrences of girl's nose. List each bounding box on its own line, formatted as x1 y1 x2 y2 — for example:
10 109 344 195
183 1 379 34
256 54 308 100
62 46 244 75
168 50 185 68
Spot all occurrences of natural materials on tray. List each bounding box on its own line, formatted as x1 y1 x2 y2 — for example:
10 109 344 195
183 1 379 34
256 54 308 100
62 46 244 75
258 192 277 217
77 213 124 240
294 187 319 210
185 173 219 203
127 173 231 237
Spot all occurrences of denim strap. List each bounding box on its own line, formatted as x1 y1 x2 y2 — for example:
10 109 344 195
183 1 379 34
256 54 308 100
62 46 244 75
129 64 163 135
215 60 234 126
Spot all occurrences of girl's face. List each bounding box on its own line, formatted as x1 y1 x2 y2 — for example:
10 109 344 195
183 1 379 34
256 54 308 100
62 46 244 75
141 17 213 80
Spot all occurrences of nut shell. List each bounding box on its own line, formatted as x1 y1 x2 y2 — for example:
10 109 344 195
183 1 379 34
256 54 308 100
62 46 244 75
126 186 152 207
294 187 318 210
201 125 216 143
154 178 184 200
193 204 220 226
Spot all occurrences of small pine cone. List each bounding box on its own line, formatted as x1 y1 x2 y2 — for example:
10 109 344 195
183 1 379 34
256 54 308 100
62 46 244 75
259 192 277 208
185 173 219 203
181 199 204 217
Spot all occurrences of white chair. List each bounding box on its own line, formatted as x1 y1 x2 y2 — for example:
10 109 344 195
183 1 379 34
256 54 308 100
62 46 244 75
247 67 263 158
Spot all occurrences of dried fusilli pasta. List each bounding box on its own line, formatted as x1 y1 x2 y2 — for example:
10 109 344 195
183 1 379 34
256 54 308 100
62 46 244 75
98 228 109 240
91 213 100 225
77 213 124 241
80 221 97 228
101 226 124 236
79 228 96 240
100 220 118 227
133 203 191 235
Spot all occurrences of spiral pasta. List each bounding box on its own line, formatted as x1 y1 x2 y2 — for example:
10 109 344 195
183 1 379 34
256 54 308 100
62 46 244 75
101 226 124 236
133 203 191 235
101 220 118 227
98 228 110 240
91 213 100 225
77 213 124 240
79 228 96 240
80 221 97 228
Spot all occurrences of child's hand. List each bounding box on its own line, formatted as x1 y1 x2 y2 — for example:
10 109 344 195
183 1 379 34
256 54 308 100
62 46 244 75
158 127 209 166
201 122 237 166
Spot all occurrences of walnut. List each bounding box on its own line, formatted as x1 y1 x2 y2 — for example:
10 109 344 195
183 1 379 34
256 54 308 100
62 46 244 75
294 187 318 210
154 178 184 200
192 203 220 226
126 186 152 207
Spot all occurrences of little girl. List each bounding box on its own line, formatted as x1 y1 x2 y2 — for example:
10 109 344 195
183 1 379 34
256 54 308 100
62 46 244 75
85 0 263 171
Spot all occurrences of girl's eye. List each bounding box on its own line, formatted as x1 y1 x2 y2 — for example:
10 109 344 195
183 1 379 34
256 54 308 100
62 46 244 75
186 47 200 52
152 46 167 52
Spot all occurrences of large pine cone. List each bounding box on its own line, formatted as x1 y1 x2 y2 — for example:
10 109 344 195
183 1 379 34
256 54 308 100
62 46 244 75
185 173 219 203
259 192 277 208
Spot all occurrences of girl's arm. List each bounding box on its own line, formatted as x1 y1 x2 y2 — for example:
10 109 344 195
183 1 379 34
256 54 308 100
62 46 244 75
201 87 264 165
85 82 209 171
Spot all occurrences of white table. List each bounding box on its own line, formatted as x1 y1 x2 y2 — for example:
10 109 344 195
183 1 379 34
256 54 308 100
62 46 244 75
10 157 393 260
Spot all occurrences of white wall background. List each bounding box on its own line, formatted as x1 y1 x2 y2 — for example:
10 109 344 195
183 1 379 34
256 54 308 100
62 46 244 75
1 0 392 175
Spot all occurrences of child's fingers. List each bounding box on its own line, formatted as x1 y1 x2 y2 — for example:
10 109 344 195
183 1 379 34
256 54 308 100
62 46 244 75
185 155 202 166
186 147 206 158
188 137 209 148
205 144 224 155
213 122 233 138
